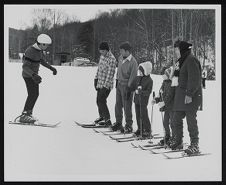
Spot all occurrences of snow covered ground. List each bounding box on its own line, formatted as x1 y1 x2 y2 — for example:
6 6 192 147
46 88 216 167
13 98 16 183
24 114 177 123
4 63 222 181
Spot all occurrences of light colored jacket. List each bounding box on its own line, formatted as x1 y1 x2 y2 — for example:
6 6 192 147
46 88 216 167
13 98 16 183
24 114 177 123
116 54 138 87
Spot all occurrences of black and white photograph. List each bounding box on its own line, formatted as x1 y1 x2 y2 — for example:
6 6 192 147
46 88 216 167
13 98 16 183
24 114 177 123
4 4 221 181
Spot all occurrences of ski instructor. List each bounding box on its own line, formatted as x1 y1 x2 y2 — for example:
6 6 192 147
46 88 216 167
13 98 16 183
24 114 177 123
93 42 117 127
18 34 57 123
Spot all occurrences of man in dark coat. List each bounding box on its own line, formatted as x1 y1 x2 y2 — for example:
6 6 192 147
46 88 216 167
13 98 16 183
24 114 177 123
170 40 202 155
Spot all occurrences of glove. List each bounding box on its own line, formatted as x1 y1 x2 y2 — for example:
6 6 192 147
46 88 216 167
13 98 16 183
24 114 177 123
159 106 166 112
155 97 161 104
115 79 118 88
94 79 98 91
32 73 42 84
158 101 165 112
50 66 57 75
185 95 192 104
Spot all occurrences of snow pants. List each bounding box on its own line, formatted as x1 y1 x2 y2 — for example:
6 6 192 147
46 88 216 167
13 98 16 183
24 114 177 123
23 77 39 112
96 88 111 120
135 104 151 134
173 110 199 144
115 83 133 127
163 110 175 139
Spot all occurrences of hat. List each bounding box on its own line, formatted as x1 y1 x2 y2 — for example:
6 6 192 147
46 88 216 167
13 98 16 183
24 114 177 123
99 42 109 51
139 61 152 76
178 41 192 53
174 40 192 54
37 34 52 44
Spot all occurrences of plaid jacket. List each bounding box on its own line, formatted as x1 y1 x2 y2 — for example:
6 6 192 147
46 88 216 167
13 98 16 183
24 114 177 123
95 51 117 90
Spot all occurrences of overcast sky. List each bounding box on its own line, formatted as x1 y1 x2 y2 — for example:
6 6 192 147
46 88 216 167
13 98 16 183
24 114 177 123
4 4 218 30
4 5 114 30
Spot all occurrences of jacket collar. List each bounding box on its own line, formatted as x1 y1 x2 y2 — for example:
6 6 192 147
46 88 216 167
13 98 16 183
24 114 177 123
32 43 42 51
122 54 132 64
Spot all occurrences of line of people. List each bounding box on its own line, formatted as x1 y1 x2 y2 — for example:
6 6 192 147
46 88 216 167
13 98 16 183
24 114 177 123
94 41 203 155
17 33 202 155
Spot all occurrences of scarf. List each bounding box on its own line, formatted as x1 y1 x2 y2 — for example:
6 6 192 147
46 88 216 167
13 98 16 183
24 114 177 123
174 50 191 77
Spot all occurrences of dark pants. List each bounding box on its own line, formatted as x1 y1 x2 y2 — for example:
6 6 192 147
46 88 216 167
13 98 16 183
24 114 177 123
173 110 199 144
96 88 111 120
163 110 174 139
202 78 206 88
115 83 133 126
135 104 151 134
23 77 39 112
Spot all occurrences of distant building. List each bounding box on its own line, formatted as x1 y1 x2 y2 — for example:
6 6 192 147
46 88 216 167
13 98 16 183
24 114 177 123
55 52 71 66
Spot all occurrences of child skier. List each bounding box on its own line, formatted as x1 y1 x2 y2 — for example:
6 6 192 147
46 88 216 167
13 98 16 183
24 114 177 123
130 61 153 138
152 66 175 146
17 34 57 123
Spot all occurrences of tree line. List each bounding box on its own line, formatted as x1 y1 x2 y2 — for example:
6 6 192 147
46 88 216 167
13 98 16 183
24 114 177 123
9 8 215 78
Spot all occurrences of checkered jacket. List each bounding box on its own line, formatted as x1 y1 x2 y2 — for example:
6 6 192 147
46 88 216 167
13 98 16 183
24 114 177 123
95 51 117 90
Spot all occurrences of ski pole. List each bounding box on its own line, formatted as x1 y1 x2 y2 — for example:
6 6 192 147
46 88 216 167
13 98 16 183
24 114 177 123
151 91 155 124
138 86 143 139
159 91 166 148
149 91 155 142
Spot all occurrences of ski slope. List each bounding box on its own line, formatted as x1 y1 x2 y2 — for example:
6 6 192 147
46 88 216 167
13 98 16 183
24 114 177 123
4 63 222 181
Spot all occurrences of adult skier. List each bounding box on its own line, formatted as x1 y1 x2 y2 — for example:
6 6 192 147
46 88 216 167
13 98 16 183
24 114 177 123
93 42 117 127
111 42 138 133
170 40 202 155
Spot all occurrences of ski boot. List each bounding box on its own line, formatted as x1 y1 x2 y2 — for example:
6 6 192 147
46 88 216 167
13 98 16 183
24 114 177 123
158 136 170 146
141 131 151 139
170 138 184 150
18 110 37 124
94 117 104 125
98 119 112 127
110 122 123 132
184 143 200 156
123 125 133 134
133 129 140 137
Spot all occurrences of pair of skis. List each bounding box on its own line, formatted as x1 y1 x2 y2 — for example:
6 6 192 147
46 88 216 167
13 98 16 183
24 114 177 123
109 133 163 143
75 121 211 159
132 141 210 159
162 150 211 159
74 121 109 128
9 120 61 128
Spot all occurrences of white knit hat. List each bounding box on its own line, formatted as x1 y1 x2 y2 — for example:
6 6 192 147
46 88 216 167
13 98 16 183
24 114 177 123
37 34 52 44
139 61 152 76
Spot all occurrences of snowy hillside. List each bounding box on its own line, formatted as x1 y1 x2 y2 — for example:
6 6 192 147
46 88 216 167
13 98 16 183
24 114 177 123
4 63 221 181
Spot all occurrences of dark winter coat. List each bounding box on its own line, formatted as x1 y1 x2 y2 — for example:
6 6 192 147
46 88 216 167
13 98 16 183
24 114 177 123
130 75 153 107
173 51 202 111
156 80 175 111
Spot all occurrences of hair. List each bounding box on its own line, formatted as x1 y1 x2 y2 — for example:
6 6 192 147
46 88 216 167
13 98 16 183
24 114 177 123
138 65 145 76
99 42 109 51
119 42 132 52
